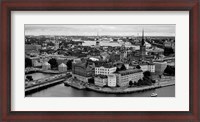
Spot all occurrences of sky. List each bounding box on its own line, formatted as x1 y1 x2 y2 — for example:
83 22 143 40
25 25 175 36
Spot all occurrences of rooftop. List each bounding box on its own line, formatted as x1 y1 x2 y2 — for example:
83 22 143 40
117 69 142 75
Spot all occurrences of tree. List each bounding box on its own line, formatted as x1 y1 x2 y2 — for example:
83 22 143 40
152 80 156 83
120 64 127 71
25 58 32 68
137 79 143 86
88 78 94 84
48 58 58 70
129 81 133 86
66 60 73 70
26 76 33 81
164 47 174 56
136 65 141 69
143 71 151 78
164 65 175 76
133 82 137 86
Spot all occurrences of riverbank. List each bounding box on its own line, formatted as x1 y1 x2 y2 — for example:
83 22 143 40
64 78 175 94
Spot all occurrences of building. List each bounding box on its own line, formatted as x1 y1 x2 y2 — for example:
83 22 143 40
107 74 117 87
58 63 67 72
116 69 143 87
140 63 155 72
25 44 41 54
94 75 108 87
154 61 168 75
42 62 51 71
56 57 68 65
95 65 117 75
100 52 110 61
124 63 129 69
72 62 95 82
28 57 40 67
109 53 121 62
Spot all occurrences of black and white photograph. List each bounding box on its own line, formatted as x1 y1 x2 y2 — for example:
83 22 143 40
25 24 175 97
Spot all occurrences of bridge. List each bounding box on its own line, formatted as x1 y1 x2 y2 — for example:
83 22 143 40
25 74 67 95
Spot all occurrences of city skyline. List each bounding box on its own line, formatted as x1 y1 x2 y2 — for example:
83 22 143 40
25 25 175 37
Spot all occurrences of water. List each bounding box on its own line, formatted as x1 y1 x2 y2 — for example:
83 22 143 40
25 73 52 80
27 83 175 97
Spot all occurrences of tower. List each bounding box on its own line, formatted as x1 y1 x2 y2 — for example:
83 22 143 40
140 29 146 60
96 32 100 47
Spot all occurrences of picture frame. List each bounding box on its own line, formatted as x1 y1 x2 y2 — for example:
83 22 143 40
0 0 199 121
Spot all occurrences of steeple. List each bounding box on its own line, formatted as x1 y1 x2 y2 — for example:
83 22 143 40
141 29 145 46
140 29 146 60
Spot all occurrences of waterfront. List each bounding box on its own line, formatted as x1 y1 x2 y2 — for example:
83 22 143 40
25 73 52 80
26 83 175 97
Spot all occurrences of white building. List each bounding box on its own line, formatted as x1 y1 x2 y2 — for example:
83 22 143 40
94 75 107 87
140 63 155 72
58 63 67 72
42 62 51 71
107 74 117 87
116 69 143 87
124 63 129 69
95 66 117 75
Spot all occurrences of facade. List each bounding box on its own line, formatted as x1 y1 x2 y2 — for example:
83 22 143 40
116 69 143 87
154 61 168 75
124 63 129 69
42 62 51 71
58 63 67 72
94 75 108 87
140 63 155 72
95 66 117 75
72 62 94 82
29 57 40 67
107 74 117 87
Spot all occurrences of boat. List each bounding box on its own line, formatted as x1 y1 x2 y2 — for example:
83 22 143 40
151 93 158 97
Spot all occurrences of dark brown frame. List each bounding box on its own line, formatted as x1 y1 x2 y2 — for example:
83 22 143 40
0 0 199 122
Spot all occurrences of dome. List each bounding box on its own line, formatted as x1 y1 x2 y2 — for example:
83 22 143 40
59 63 67 67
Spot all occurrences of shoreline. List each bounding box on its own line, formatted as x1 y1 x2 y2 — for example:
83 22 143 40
64 78 175 94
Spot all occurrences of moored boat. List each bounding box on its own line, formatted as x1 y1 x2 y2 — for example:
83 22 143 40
151 93 157 97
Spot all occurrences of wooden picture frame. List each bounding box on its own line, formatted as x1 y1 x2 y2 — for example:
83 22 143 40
0 0 199 121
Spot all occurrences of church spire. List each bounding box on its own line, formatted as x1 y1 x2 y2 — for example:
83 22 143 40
141 29 145 46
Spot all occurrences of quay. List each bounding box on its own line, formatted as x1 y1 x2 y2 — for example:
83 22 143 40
64 78 175 94
86 81 175 94
25 74 68 95
64 77 86 90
